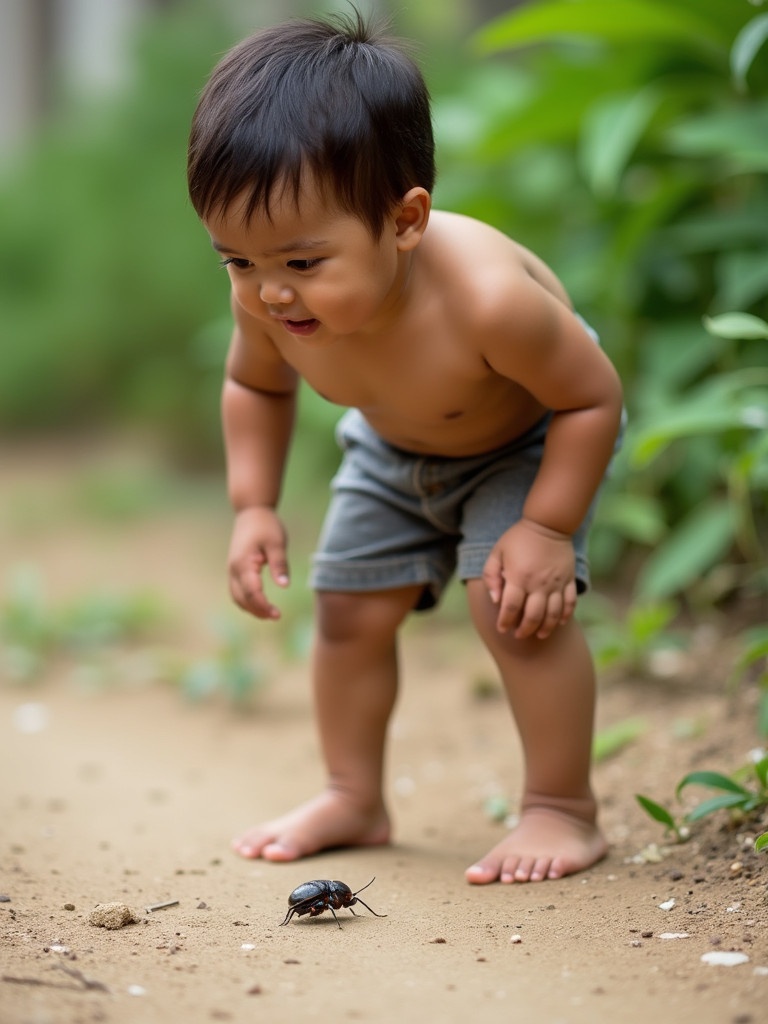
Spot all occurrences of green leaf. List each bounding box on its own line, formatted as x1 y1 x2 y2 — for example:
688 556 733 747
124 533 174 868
636 794 678 831
635 501 739 601
685 792 750 822
731 13 768 92
594 492 667 545
474 0 725 53
755 756 768 791
760 690 768 739
703 312 768 341
756 832 768 853
580 87 661 197
664 107 768 170
593 717 648 761
676 770 751 800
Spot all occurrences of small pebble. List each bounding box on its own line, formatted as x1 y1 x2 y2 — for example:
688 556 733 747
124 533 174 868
701 951 749 967
63 903 75 911
88 902 141 930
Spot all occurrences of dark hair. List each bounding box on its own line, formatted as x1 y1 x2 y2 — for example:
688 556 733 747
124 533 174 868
187 9 435 237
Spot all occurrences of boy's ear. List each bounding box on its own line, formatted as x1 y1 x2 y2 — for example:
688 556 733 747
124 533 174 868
394 187 431 251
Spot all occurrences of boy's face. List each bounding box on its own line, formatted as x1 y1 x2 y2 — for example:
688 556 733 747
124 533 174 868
204 178 411 342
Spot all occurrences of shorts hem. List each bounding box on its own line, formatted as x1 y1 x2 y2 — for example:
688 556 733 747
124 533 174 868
309 555 450 608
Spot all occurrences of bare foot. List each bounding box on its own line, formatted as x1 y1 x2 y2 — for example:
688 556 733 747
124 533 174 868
232 789 391 861
465 806 608 884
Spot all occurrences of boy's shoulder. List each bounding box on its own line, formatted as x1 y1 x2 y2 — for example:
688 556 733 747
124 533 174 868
422 211 570 325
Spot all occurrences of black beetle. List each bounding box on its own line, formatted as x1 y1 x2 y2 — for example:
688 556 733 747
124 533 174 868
280 877 386 929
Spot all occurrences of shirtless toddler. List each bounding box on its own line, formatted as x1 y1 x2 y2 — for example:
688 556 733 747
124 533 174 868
187 10 624 884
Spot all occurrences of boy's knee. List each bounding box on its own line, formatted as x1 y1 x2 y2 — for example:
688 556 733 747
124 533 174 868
315 587 418 645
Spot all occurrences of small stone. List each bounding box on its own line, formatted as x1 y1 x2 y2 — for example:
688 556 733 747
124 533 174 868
509 935 523 944
63 903 76 911
88 902 141 930
700 951 749 967
658 898 676 911
730 862 743 876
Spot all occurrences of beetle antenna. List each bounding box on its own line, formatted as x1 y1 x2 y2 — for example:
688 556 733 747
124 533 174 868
353 877 376 896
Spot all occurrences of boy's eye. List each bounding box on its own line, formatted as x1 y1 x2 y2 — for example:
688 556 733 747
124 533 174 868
219 257 252 270
288 258 322 272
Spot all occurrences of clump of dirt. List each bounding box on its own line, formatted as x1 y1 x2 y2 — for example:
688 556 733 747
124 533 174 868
87 902 141 929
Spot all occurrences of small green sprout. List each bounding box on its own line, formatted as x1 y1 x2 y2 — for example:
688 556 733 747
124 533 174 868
636 753 768 842
756 832 768 853
180 615 265 708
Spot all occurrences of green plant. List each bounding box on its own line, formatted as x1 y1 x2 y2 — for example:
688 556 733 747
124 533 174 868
178 614 265 708
731 625 768 736
443 0 768 598
578 593 683 672
636 752 768 841
756 831 768 852
0 566 166 683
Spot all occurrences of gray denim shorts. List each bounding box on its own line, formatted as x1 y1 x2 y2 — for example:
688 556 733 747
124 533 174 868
310 403 618 611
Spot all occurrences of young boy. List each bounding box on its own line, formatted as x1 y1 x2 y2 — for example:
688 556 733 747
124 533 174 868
187 10 623 884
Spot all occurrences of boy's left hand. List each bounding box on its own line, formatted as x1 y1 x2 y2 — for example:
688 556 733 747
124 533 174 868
482 519 577 640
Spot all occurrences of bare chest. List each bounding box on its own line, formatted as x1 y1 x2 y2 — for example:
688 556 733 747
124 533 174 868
275 327 543 456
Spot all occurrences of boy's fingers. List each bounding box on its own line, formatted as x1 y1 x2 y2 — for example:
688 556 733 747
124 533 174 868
482 554 504 603
231 560 281 620
561 582 578 624
511 591 546 638
535 591 564 639
496 581 526 632
265 547 290 587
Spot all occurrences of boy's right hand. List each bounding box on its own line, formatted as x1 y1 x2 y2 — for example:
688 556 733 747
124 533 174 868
228 506 290 620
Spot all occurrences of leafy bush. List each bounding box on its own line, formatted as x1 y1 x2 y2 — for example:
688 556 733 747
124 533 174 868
0 6 237 462
434 0 768 600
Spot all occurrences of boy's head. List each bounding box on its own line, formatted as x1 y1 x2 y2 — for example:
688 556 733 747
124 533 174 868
187 9 435 238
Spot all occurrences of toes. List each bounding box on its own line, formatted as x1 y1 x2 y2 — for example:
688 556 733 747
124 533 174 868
231 835 267 858
465 861 500 885
261 840 301 862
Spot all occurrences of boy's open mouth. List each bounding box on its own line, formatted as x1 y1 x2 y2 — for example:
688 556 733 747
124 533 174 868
281 317 320 337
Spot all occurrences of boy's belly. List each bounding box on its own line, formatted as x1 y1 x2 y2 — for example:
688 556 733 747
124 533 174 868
358 387 548 458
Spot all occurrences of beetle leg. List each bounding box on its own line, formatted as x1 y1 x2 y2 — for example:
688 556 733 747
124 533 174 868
353 898 387 919
329 907 343 929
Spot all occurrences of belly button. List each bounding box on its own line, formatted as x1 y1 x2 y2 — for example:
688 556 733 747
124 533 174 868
444 410 463 420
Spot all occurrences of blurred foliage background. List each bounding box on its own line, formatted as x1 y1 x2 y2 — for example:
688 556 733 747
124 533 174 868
1 0 766 660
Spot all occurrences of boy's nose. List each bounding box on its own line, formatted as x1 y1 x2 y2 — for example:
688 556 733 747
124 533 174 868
259 278 295 305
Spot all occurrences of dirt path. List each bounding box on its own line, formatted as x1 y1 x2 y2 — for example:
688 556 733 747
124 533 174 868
1 441 766 1024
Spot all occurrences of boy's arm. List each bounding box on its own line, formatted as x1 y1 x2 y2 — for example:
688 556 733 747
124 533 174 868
222 299 298 620
480 282 624 638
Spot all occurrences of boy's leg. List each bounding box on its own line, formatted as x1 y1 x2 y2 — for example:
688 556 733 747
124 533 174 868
232 584 421 860
463 579 607 883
